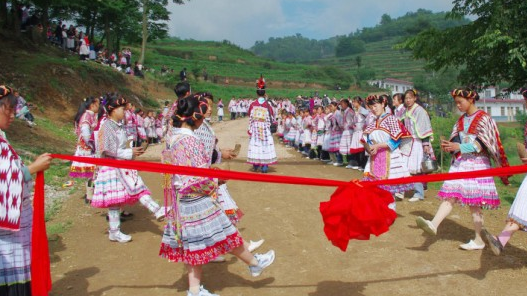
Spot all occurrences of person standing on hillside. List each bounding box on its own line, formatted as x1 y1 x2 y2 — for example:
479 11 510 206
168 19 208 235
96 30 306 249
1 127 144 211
0 85 52 296
247 86 277 173
179 67 187 81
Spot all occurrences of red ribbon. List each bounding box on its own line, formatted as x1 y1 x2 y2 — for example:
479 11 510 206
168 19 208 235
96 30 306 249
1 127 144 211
31 154 527 294
32 172 51 296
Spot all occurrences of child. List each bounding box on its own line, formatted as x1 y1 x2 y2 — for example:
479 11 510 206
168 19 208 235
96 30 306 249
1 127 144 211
416 88 509 250
483 87 527 255
70 97 99 202
92 97 166 243
362 95 414 211
161 93 275 296
217 98 224 122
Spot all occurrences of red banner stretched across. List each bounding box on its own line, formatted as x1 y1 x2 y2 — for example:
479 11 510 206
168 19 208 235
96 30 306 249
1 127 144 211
30 154 527 295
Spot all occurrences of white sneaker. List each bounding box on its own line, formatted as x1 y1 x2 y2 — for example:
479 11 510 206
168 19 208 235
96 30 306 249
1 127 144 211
394 193 404 201
187 285 219 296
109 231 132 243
459 240 485 250
415 217 437 236
351 166 359 169
155 206 168 221
210 256 226 263
249 250 275 277
408 196 423 202
248 239 265 252
345 165 353 169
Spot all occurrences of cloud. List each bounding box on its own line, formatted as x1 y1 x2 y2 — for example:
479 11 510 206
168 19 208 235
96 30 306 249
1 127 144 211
168 0 456 48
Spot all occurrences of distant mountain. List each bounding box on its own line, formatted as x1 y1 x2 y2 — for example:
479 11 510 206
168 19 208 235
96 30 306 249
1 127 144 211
250 9 470 63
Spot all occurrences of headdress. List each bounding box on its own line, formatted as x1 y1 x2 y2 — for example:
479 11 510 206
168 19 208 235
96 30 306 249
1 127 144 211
106 97 128 112
174 93 208 123
0 85 11 99
520 87 527 99
450 88 479 101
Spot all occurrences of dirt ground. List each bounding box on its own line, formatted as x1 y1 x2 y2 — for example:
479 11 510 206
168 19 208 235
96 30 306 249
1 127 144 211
49 118 527 296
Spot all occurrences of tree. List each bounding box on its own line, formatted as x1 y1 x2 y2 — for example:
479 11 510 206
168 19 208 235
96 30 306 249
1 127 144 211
335 37 365 57
399 0 527 89
138 0 186 64
355 56 362 68
380 13 392 26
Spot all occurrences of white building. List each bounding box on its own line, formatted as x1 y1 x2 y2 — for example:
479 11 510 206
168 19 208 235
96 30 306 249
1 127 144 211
368 78 414 95
476 87 525 122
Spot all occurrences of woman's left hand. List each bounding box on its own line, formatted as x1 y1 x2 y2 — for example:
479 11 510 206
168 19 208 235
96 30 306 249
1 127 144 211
440 141 460 152
28 153 52 174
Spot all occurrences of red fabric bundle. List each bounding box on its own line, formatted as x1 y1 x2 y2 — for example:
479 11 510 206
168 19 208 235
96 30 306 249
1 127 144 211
320 182 397 251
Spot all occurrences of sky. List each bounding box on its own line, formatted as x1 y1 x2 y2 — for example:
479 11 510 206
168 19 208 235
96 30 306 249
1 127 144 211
167 0 456 49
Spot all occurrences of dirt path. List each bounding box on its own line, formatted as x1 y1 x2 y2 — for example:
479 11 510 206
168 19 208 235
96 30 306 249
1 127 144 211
49 118 527 296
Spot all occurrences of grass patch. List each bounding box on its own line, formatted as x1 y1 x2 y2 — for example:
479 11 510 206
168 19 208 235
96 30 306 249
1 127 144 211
47 221 73 236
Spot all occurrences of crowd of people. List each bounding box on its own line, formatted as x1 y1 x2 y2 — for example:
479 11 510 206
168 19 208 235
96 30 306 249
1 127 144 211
3 79 527 295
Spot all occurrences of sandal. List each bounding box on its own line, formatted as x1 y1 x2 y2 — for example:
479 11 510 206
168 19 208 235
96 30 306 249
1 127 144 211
482 228 503 255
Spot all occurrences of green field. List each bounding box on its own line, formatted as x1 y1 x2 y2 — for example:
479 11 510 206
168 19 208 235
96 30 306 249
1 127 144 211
313 38 426 82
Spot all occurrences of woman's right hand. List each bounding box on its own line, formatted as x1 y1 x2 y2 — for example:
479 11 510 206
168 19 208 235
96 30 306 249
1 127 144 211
132 147 145 158
28 153 52 174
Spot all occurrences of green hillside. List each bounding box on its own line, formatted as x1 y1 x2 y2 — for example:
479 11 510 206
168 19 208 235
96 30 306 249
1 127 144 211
313 38 424 82
140 38 368 98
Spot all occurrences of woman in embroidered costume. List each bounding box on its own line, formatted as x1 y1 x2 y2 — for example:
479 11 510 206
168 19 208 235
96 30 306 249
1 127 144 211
314 106 329 161
135 109 147 146
0 85 52 296
284 112 297 148
160 93 275 296
339 99 355 169
301 109 313 157
124 102 138 146
482 87 527 255
327 102 344 166
402 89 434 202
349 96 369 171
247 88 277 173
69 97 99 202
92 96 166 243
193 92 265 262
361 95 414 211
392 93 405 121
416 88 509 251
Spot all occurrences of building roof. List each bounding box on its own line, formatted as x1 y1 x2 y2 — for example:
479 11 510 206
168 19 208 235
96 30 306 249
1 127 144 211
382 78 414 85
480 98 524 104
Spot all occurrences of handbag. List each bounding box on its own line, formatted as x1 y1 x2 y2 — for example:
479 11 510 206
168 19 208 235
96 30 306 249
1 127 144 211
264 103 277 134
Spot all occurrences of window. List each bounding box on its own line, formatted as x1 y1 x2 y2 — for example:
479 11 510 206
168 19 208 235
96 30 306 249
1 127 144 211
487 107 491 115
395 85 398 91
501 107 505 116
516 107 520 114
485 90 492 98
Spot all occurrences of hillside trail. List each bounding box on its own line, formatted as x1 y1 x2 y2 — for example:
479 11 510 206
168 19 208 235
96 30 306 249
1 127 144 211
49 118 527 296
